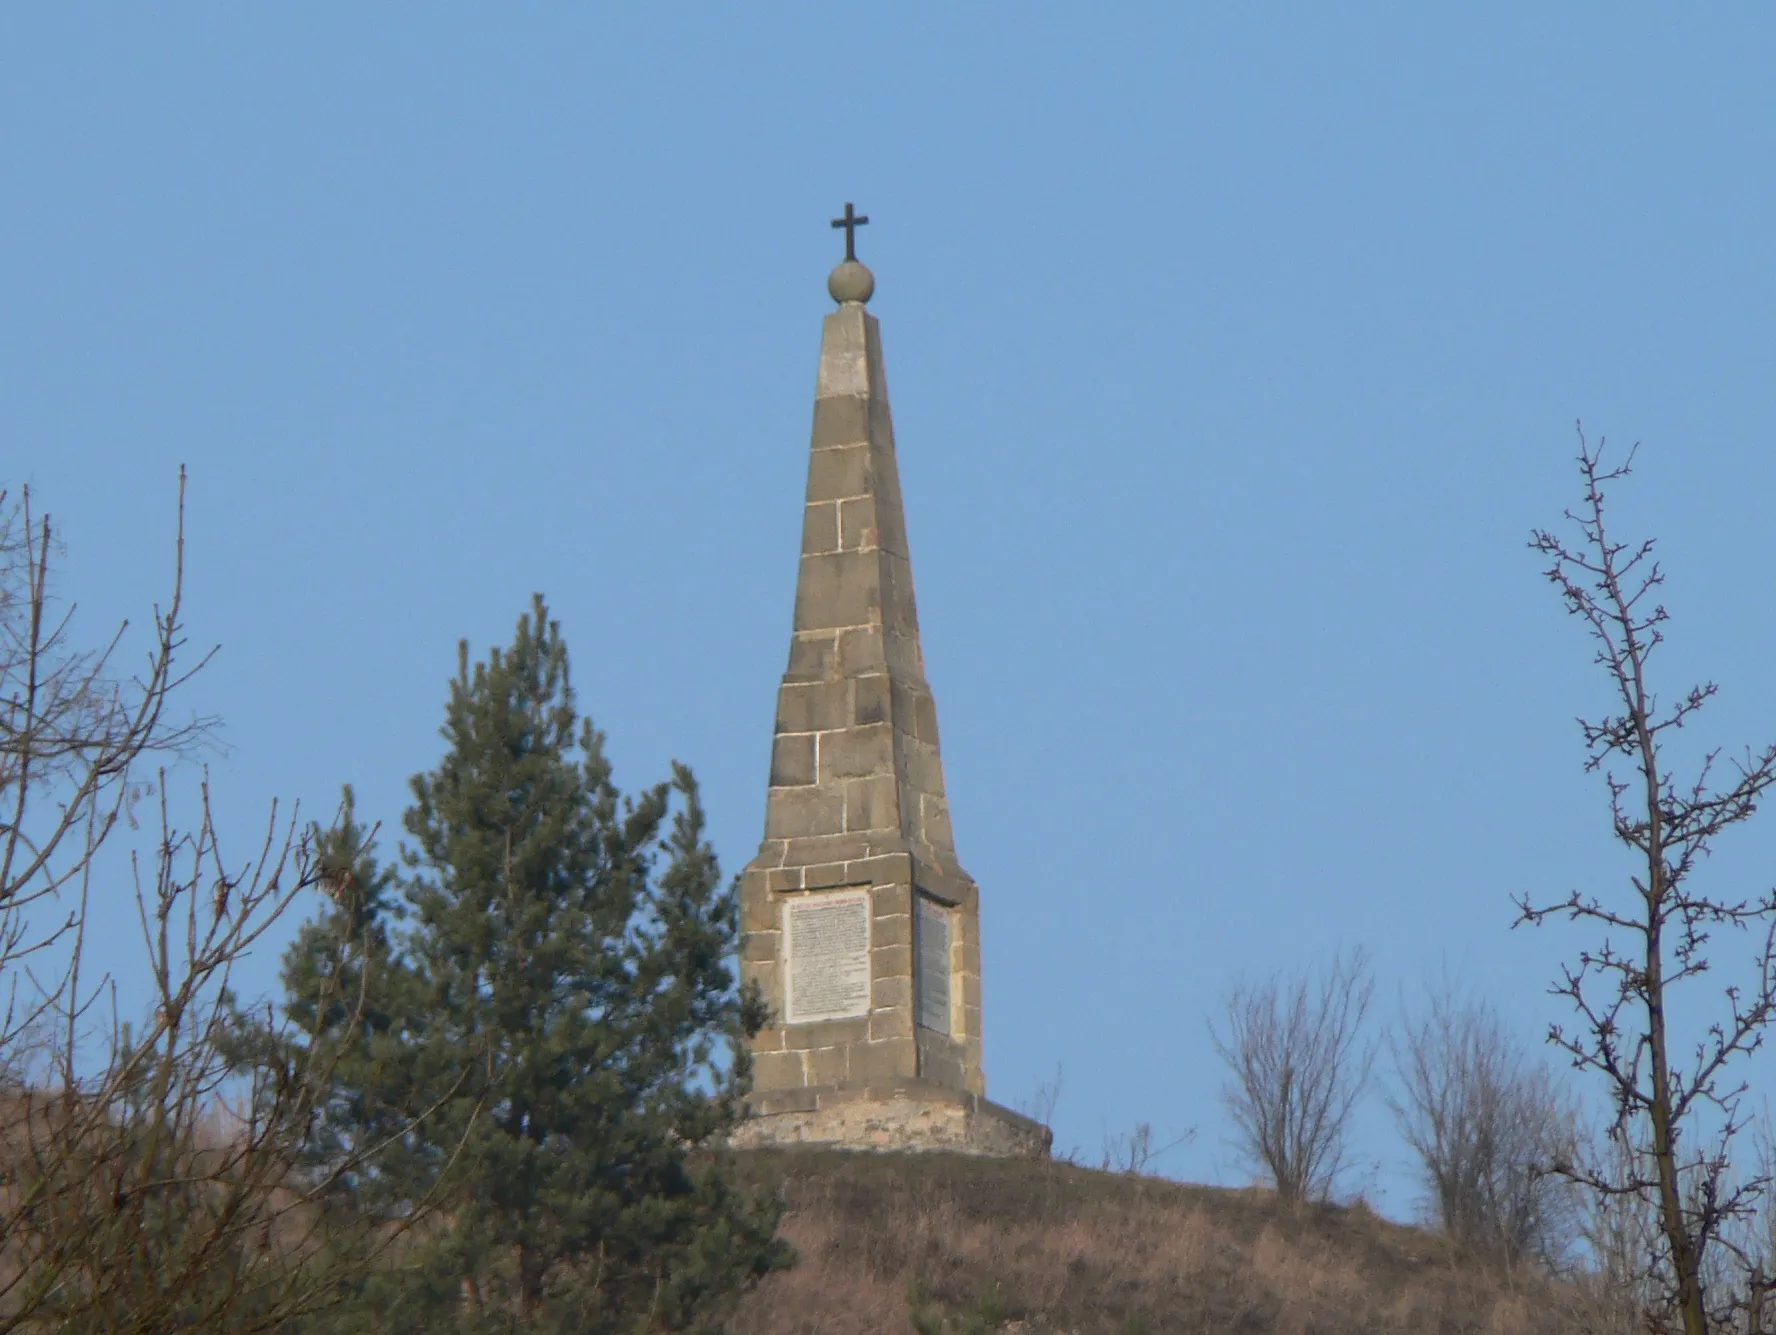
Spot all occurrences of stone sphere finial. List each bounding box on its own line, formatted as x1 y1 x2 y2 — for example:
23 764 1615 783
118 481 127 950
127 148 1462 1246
828 259 875 305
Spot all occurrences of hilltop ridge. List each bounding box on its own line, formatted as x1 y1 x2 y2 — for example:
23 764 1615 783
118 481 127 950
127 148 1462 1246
729 1149 1614 1335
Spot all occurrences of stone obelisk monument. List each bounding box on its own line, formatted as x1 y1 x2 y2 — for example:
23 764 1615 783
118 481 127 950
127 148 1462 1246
733 207 1049 1157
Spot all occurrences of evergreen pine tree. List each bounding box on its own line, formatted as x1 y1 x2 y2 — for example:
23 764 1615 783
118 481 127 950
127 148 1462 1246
276 596 784 1333
276 787 419 1183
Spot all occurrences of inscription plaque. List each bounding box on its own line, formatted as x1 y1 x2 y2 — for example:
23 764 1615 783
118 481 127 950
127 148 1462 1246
916 896 952 1035
784 889 871 1024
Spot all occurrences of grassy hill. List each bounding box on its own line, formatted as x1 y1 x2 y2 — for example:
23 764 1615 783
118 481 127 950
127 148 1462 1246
728 1149 1619 1335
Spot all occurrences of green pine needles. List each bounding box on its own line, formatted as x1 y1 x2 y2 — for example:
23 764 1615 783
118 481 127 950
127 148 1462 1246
268 595 785 1333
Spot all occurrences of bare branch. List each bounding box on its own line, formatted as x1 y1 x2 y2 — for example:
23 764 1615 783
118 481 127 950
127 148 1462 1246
1209 946 1375 1205
0 477 439 1332
1518 427 1776 1334
1388 973 1583 1272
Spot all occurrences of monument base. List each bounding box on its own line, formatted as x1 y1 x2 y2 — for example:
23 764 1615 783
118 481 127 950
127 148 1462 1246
734 1080 1051 1158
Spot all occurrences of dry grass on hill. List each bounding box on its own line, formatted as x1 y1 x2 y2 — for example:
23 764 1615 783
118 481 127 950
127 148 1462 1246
729 1149 1623 1335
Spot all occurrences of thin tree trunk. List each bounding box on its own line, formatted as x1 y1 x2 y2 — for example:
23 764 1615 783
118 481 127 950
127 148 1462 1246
1635 657 1706 1335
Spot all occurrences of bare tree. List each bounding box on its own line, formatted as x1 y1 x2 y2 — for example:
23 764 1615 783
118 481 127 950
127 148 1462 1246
0 790 378 1332
0 480 212 1053
1389 977 1582 1270
1581 1130 1775 1335
1666 1115 1776 1335
1579 1131 1668 1333
1098 1121 1194 1177
1210 946 1375 1205
1016 1061 1065 1129
1517 429 1776 1335
0 478 436 1332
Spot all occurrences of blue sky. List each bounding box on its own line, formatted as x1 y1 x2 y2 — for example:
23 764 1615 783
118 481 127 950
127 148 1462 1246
4 7 1776 1214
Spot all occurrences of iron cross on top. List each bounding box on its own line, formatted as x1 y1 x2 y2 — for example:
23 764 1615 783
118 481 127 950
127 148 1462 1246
831 202 869 262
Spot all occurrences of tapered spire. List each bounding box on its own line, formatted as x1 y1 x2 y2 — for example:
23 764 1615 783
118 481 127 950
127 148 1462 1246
731 214 1048 1156
768 238 960 883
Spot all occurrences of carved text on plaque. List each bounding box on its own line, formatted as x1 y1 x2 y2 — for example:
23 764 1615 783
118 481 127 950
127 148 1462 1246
916 895 951 1035
784 889 871 1024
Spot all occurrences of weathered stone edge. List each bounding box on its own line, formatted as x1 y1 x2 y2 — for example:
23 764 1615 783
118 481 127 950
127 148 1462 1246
733 1082 1053 1159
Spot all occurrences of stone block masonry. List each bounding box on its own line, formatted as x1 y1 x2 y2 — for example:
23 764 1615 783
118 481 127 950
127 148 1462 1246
737 252 1044 1158
731 1082 1052 1159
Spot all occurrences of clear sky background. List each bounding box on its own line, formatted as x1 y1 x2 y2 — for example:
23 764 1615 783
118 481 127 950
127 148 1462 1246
4 7 1775 1218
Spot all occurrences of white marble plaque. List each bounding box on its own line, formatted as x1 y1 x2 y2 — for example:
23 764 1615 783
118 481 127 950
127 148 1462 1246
784 890 871 1024
916 896 952 1035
